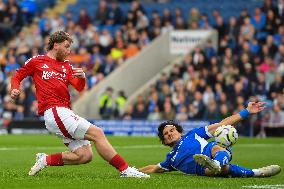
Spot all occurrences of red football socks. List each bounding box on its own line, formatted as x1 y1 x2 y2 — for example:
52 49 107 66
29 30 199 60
109 154 128 172
45 153 128 171
46 153 64 166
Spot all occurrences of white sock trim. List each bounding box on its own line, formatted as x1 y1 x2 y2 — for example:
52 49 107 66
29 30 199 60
252 169 260 176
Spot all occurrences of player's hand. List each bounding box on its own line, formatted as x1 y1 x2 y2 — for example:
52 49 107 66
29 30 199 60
72 68 85 78
10 89 20 100
247 101 266 114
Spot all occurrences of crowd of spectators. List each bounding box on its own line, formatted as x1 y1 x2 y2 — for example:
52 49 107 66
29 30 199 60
0 0 160 122
0 0 56 45
0 0 284 137
104 0 284 136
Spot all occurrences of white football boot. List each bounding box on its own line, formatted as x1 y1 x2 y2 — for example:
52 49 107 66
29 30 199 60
253 165 281 177
120 167 150 178
193 154 221 175
28 153 48 176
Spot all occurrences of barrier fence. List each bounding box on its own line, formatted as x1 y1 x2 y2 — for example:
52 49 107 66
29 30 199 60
3 119 284 137
5 119 209 136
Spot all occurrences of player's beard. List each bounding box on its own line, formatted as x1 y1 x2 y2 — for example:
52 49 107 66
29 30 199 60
56 49 67 62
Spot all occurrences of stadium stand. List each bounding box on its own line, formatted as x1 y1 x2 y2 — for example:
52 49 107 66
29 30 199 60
0 0 57 45
1 0 284 137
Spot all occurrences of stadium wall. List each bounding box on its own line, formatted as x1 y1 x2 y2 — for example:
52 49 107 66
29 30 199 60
124 30 218 110
5 119 209 136
73 31 176 118
73 30 218 119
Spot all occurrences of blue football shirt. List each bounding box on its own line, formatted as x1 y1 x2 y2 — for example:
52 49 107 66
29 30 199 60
159 126 213 174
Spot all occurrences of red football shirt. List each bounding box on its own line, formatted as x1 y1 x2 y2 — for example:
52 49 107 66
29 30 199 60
11 55 85 115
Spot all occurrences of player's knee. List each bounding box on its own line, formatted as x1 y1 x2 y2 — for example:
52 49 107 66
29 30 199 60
212 145 230 157
85 125 107 142
91 126 105 139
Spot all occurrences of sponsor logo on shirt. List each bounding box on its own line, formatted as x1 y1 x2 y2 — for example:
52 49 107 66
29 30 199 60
42 70 67 81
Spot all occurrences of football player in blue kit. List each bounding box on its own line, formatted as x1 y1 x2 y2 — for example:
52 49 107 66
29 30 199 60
139 102 281 177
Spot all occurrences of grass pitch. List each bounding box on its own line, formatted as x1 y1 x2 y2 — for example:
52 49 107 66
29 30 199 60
0 135 283 189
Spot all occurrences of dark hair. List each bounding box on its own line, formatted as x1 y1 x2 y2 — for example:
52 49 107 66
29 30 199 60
158 120 183 145
46 31 73 51
106 87 113 92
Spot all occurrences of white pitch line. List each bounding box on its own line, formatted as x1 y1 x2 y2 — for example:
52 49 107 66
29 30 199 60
242 184 284 189
0 143 283 151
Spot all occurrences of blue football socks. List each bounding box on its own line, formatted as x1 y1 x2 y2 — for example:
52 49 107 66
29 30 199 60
228 164 254 177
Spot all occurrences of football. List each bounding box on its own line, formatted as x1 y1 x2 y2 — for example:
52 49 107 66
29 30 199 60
214 125 238 147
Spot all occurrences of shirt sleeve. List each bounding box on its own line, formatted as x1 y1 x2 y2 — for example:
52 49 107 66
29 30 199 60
67 64 86 92
186 126 213 140
11 57 35 90
69 77 86 92
158 153 175 172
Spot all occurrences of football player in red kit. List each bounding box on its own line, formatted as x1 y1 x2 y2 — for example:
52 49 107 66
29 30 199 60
10 31 149 178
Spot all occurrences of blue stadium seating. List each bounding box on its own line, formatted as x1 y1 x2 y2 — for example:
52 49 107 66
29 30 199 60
67 0 263 24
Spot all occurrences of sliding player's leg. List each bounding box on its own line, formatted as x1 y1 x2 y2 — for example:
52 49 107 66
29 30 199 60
194 142 281 177
206 164 281 177
194 142 230 175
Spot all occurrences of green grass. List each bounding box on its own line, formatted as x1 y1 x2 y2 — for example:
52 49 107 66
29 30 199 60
0 135 283 189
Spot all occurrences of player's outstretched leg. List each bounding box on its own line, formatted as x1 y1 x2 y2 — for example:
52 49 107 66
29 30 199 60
221 164 281 177
85 126 150 178
252 165 281 177
193 154 221 174
226 164 255 177
29 153 48 176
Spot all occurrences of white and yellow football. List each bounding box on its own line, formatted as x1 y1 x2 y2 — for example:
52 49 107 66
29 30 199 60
214 125 238 147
